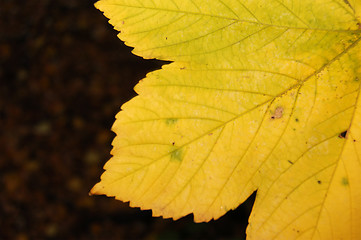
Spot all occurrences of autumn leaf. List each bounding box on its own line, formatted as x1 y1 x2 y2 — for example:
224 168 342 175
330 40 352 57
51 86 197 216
91 0 361 239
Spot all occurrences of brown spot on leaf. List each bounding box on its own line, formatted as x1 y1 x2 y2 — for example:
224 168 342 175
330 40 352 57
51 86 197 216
271 106 284 119
338 130 348 139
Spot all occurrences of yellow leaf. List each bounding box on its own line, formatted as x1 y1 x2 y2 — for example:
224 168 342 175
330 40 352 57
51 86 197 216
91 0 361 239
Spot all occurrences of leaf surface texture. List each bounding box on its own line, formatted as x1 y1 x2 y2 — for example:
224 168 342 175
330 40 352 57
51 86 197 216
91 0 361 239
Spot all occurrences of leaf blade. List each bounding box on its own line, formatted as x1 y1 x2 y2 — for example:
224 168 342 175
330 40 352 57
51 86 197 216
92 0 361 238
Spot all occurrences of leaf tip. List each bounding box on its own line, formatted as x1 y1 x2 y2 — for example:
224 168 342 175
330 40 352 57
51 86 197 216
89 182 105 196
94 0 106 12
94 1 101 10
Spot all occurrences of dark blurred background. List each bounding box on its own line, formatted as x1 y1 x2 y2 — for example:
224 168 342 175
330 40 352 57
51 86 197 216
0 1 255 239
